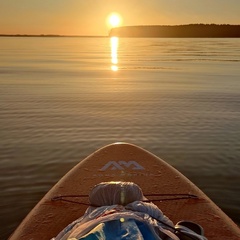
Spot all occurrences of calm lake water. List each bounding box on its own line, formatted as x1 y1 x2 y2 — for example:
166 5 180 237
0 37 240 239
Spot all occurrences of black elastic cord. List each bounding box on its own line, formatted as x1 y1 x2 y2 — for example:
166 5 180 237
52 195 89 206
51 193 199 208
145 193 198 202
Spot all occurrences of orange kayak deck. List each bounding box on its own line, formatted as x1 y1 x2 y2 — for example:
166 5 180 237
9 142 240 239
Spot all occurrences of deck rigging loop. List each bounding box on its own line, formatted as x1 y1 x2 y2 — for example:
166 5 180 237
51 193 199 206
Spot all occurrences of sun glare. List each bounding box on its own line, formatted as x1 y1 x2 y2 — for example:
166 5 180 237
108 13 122 28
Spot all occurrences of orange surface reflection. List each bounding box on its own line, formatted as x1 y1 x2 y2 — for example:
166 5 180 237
110 37 119 71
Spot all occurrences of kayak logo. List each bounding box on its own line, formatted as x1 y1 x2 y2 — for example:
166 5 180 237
100 161 145 171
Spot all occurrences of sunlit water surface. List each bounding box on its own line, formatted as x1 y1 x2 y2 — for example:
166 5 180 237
0 37 240 238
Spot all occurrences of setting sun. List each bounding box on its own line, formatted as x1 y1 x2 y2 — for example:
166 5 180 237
107 13 122 28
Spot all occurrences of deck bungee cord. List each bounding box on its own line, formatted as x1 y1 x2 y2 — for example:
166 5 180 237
52 193 199 206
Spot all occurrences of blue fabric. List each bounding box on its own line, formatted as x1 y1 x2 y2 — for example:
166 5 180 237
79 219 158 240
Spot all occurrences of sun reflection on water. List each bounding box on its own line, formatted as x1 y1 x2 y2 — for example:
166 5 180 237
110 37 119 71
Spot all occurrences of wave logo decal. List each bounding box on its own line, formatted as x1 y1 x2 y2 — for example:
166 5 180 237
100 161 145 171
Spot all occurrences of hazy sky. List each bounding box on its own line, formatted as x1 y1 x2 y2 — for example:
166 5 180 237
0 0 239 35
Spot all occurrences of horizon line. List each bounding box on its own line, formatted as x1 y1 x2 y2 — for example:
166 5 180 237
1 23 239 37
0 34 108 38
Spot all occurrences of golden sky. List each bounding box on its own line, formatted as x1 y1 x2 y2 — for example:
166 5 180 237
0 0 239 35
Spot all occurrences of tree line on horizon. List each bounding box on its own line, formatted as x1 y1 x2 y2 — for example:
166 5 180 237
109 24 240 38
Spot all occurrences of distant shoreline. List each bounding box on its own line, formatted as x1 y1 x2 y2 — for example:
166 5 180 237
1 24 240 38
0 34 107 38
109 24 240 38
